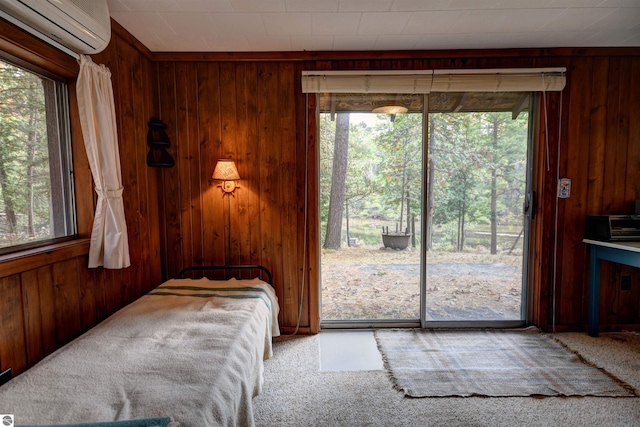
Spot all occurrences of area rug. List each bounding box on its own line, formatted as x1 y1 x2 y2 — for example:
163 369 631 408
374 328 637 397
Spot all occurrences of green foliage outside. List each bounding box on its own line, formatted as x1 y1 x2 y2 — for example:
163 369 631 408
320 104 529 252
0 61 53 248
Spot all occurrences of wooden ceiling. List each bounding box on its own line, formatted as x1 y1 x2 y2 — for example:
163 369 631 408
318 92 531 119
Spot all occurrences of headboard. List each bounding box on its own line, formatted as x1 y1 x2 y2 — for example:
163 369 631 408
175 265 273 285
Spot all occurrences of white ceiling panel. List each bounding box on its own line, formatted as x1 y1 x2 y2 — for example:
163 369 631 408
493 0 554 6
391 0 452 12
230 0 286 13
311 13 361 35
540 8 617 32
499 9 563 32
245 35 293 51
112 0 235 12
332 35 377 50
451 11 498 33
174 1 234 13
340 0 393 12
587 30 640 46
159 12 217 35
403 11 465 34
624 33 640 45
206 14 266 37
547 0 607 7
111 0 176 12
457 9 562 33
109 11 173 37
414 33 488 50
286 0 340 12
109 11 172 50
106 0 640 52
588 7 640 31
446 0 502 10
201 35 251 51
456 31 550 49
372 35 421 50
599 0 640 6
262 13 312 36
290 35 335 51
357 12 412 35
534 30 605 47
155 33 209 51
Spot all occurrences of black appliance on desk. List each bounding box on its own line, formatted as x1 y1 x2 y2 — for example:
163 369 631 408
584 215 640 241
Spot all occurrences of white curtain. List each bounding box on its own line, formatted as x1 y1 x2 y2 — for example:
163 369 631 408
76 54 130 269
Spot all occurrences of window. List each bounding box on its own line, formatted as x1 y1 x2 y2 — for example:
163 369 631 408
0 57 76 253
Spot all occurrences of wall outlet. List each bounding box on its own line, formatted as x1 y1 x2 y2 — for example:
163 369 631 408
621 276 631 291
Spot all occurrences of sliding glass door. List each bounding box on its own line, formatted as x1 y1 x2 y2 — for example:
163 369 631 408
423 93 532 325
318 91 532 328
319 93 424 324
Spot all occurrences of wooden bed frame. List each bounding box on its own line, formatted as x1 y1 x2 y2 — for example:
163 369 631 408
176 264 272 284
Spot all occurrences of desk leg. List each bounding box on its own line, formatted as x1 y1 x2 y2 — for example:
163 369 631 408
588 248 600 337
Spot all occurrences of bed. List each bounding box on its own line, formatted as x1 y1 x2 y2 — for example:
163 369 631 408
0 265 280 427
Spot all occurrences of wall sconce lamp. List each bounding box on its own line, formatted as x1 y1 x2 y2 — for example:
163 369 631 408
212 159 240 196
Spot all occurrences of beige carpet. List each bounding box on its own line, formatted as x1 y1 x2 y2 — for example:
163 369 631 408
374 328 636 397
252 331 640 427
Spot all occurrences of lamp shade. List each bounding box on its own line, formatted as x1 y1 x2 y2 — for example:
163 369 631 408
372 105 408 115
212 159 240 181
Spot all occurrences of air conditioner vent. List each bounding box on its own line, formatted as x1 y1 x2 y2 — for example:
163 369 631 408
64 0 110 30
0 0 111 54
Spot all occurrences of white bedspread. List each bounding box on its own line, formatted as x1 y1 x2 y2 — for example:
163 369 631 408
0 277 280 427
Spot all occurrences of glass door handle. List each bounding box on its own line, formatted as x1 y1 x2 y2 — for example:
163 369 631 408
524 191 537 220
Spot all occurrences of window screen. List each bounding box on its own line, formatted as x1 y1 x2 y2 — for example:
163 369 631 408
0 57 76 253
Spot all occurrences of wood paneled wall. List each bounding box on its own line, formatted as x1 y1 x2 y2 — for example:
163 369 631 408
0 19 162 377
155 50 640 334
534 55 640 331
1 14 639 379
154 61 310 332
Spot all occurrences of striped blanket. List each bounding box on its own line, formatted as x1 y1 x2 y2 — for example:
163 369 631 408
151 277 280 348
0 277 280 427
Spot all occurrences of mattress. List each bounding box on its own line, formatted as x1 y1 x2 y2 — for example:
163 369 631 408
0 277 280 427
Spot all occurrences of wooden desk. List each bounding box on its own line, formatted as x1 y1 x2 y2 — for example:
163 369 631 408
584 239 640 337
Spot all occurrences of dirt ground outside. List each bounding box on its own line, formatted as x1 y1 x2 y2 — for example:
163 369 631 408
321 245 523 321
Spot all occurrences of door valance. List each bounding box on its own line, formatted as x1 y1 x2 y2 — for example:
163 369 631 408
301 68 566 94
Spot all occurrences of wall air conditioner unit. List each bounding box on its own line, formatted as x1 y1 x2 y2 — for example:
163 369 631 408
0 0 111 54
